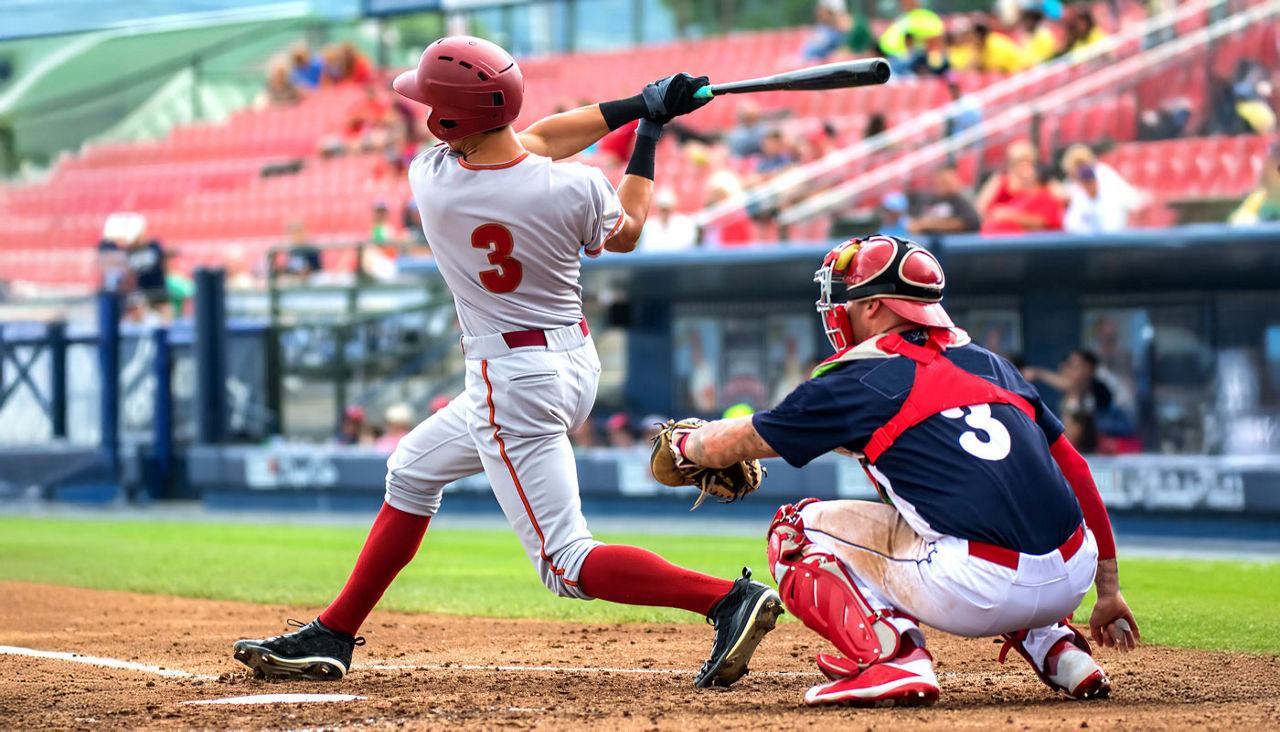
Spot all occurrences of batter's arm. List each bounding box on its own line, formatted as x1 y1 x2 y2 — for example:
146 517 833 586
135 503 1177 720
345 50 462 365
682 416 780 469
518 105 612 161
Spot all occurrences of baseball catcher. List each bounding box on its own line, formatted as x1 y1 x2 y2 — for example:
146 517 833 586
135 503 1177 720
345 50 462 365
667 235 1139 707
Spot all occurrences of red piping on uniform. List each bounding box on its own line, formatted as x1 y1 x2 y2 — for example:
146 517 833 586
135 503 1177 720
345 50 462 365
481 359 578 586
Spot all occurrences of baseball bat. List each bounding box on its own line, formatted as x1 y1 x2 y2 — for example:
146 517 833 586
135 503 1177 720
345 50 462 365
692 58 891 99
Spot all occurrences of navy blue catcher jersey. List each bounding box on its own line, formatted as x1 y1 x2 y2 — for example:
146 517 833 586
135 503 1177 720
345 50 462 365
753 329 1083 555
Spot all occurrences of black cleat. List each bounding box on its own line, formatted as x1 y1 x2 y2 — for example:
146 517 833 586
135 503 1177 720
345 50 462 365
233 618 364 681
695 567 784 688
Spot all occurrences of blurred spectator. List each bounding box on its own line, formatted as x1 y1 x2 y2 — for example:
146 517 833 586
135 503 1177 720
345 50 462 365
402 199 427 244
1062 410 1100 453
726 103 766 159
1061 144 1140 233
640 415 668 444
343 84 393 153
1229 142 1280 225
224 245 261 290
429 395 452 414
594 119 638 165
981 166 1064 234
570 414 599 448
802 0 852 62
1015 2 1061 66
363 201 401 280
911 166 982 234
375 403 414 452
878 8 945 73
907 33 951 78
702 171 755 247
256 58 303 110
370 200 399 244
878 191 911 238
98 212 169 318
843 11 875 54
287 42 323 88
753 130 796 180
1231 60 1277 134
321 41 375 86
336 406 366 446
976 140 1063 234
640 188 699 252
278 219 323 282
943 73 983 138
1024 349 1113 452
863 113 888 140
967 19 1028 73
1137 98 1191 141
606 413 637 447
1060 8 1106 55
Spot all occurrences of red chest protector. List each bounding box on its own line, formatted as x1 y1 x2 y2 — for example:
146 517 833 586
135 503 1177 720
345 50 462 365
862 329 1036 464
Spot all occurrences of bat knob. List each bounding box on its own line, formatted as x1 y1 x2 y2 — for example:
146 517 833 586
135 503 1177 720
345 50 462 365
693 86 714 99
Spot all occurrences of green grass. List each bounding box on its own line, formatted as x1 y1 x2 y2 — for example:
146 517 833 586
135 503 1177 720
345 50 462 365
0 517 1276 654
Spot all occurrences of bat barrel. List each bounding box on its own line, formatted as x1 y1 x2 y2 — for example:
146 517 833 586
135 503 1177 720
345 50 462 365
697 58 891 98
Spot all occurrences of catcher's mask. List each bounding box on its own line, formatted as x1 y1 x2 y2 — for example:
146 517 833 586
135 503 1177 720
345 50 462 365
813 235 953 352
392 36 524 143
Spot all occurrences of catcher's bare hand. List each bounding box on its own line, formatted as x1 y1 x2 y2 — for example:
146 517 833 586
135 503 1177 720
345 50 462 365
1088 591 1139 652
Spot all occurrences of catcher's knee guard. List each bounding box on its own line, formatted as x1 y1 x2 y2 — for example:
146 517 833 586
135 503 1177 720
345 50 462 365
767 500 900 668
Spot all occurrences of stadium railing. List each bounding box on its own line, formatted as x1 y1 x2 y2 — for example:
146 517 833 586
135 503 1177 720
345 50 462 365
776 0 1279 226
692 0 1264 230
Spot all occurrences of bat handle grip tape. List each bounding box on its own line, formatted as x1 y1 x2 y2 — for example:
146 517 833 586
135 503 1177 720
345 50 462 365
693 86 714 99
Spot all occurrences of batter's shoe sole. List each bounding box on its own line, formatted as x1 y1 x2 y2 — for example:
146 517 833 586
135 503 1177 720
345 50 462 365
232 618 363 681
695 567 785 688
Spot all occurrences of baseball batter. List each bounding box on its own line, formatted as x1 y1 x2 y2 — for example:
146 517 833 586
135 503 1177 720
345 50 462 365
234 36 782 688
660 235 1140 707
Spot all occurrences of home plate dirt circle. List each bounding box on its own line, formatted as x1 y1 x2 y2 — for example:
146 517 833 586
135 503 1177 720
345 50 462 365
182 693 367 705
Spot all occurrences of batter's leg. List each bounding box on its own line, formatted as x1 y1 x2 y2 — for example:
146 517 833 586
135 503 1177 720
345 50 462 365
233 395 483 680
469 353 781 687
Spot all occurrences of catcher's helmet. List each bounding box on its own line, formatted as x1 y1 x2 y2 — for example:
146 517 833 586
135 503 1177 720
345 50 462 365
814 235 953 351
392 36 523 143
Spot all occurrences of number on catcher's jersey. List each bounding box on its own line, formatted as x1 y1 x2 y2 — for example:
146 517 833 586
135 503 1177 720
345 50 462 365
471 223 523 293
940 404 1011 461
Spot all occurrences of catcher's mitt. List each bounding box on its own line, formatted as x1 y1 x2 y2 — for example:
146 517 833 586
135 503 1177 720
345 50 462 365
649 418 766 510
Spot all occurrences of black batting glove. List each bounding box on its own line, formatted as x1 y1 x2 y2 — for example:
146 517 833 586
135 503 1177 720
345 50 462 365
641 73 711 124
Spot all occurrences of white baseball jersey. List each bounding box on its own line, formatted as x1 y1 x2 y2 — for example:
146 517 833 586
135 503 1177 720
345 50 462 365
386 143 625 600
408 144 623 336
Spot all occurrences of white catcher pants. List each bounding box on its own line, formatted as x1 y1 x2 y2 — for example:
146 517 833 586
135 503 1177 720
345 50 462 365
384 322 602 599
801 500 1099 670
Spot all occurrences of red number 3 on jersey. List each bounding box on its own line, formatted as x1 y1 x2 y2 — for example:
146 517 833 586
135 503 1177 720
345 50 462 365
471 223 523 293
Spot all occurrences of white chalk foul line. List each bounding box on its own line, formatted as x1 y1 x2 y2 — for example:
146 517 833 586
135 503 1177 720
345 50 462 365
0 645 219 680
366 663 827 678
1 645 979 683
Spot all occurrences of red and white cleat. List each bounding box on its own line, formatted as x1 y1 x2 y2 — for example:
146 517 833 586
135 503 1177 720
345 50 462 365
803 646 940 708
1045 638 1111 700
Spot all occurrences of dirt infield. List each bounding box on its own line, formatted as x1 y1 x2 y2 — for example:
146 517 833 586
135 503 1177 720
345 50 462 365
2 582 1277 730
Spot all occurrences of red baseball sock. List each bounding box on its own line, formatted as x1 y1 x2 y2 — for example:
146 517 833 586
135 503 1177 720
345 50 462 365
576 544 735 616
319 503 430 635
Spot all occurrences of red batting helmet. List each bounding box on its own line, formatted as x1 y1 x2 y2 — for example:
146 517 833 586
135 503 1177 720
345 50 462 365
392 36 524 143
814 235 953 351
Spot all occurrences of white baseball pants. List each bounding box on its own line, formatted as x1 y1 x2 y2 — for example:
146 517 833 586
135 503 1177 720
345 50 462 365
801 500 1099 669
383 322 602 599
